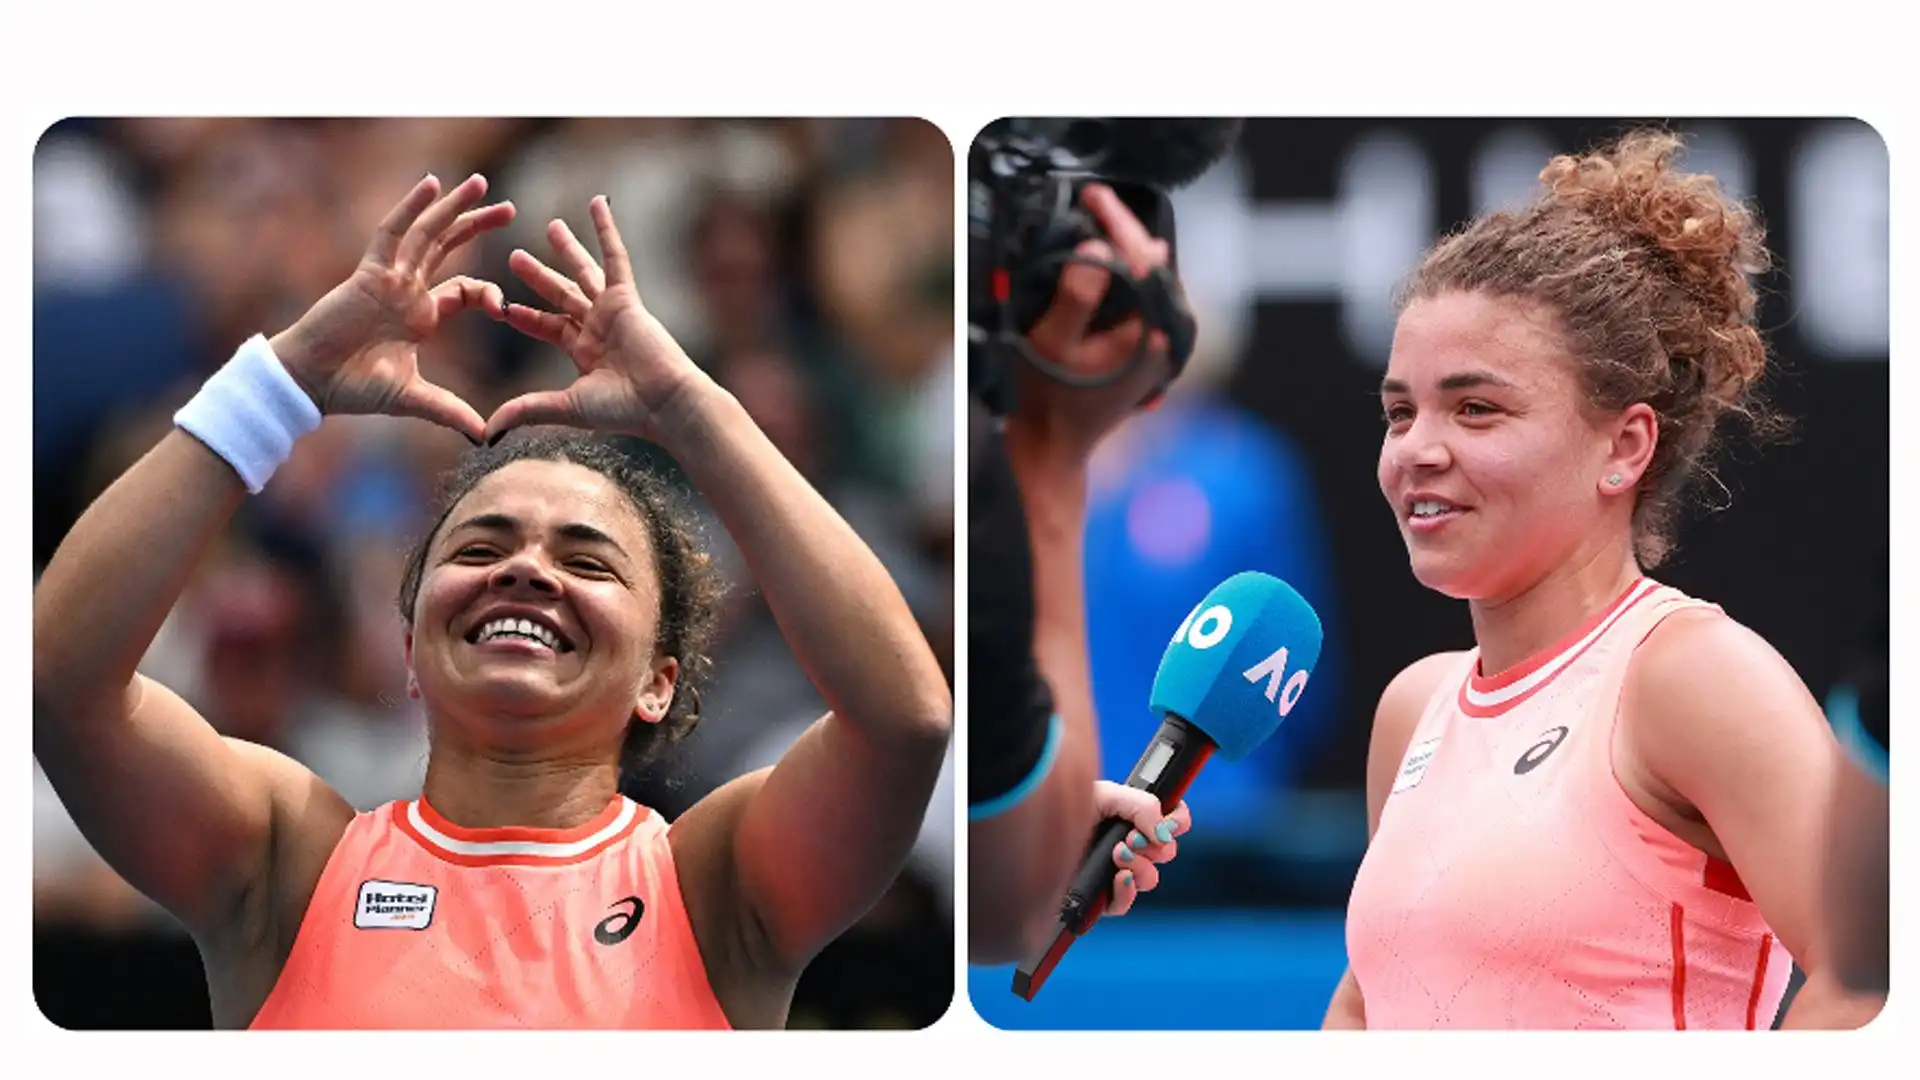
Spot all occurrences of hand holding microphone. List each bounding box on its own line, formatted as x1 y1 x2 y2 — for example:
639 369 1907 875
1094 780 1190 916
1013 571 1324 999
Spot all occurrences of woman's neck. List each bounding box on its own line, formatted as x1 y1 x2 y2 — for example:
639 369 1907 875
1467 537 1643 677
417 745 622 830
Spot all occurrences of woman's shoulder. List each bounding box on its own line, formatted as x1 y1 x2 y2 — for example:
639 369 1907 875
1627 599 1779 698
1621 600 1823 770
1376 650 1473 724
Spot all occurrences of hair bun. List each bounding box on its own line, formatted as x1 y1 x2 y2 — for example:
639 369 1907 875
1537 130 1772 405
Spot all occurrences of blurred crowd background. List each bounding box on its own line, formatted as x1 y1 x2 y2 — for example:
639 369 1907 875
972 117 1888 1029
33 116 956 1030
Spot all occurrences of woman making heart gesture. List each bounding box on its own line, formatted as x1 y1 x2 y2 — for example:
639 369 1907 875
32 174 953 1030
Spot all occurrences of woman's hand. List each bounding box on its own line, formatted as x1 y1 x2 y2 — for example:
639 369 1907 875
269 173 514 443
1094 779 1191 915
487 195 711 444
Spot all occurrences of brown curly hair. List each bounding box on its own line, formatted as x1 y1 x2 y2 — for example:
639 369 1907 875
396 428 727 783
1402 128 1790 567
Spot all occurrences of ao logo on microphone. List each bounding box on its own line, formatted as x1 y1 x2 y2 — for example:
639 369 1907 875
1171 602 1235 650
1242 645 1311 718
1170 602 1312 718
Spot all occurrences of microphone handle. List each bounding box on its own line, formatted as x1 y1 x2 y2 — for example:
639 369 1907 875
1060 714 1215 933
1013 715 1213 1000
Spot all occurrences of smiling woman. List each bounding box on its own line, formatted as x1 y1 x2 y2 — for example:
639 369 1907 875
30 170 953 1030
395 435 724 786
1096 128 1886 1031
1330 131 1884 1031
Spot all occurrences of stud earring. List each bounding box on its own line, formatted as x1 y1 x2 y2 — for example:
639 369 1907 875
1606 473 1624 487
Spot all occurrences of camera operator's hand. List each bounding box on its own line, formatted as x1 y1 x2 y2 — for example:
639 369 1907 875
1008 182 1181 466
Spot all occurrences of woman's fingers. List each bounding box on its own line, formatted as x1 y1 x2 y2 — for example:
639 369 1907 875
546 218 607 299
509 248 594 321
366 175 443 265
429 275 506 322
424 202 517 278
484 388 584 443
389 375 487 444
1108 868 1139 916
396 174 490 272
501 303 579 352
588 195 635 289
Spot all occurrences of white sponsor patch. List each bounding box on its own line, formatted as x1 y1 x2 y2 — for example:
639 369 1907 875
355 880 437 930
1391 737 1443 794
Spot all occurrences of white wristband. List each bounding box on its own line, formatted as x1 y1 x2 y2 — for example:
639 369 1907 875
173 334 324 494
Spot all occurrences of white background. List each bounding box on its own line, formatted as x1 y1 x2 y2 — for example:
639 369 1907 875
5 0 1910 1072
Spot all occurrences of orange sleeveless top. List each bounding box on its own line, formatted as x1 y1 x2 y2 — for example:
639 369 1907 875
1345 578 1793 1029
250 795 732 1029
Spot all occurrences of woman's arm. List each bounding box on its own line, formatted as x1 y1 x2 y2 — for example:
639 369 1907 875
653 374 953 971
489 198 951 976
35 429 296 935
33 173 510 938
1624 612 1886 1029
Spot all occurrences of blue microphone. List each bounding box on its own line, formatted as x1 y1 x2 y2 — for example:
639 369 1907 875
1013 572 1324 999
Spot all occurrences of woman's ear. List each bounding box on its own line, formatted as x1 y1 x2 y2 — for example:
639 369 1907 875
634 656 680 724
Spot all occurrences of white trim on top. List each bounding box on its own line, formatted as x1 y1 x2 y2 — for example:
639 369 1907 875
406 798 639 858
1464 578 1662 710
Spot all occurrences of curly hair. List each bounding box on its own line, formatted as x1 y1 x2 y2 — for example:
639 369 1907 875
396 428 726 782
1402 128 1790 567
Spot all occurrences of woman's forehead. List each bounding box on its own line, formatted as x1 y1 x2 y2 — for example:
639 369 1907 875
1387 292 1574 393
448 460 650 544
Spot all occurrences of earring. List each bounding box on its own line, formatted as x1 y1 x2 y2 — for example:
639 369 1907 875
1606 473 1624 487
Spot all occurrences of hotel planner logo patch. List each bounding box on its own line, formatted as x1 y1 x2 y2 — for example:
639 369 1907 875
355 880 437 930
1392 737 1443 794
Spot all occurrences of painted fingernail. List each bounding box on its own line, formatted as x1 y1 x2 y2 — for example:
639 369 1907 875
1119 871 1134 888
1154 821 1175 844
1117 846 1134 864
1128 831 1146 850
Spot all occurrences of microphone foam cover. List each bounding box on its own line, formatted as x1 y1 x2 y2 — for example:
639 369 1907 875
1148 572 1324 762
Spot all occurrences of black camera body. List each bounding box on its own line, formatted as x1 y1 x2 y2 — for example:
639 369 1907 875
968 119 1214 417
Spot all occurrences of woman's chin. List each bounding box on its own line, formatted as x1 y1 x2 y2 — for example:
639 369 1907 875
449 672 572 720
1407 551 1491 601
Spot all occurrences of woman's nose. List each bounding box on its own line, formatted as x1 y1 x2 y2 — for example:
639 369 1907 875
487 553 560 596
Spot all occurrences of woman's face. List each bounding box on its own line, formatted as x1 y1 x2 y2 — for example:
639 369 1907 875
1376 291 1625 602
408 460 674 749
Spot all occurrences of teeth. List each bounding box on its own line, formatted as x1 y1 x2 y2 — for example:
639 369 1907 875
1411 500 1455 518
477 616 561 650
